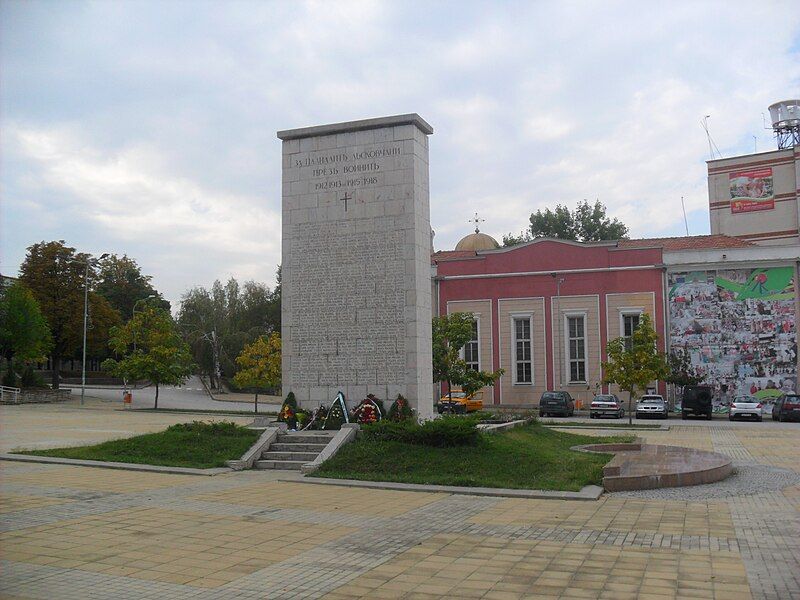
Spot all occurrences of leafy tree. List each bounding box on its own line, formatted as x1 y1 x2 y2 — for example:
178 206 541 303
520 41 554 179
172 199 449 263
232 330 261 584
666 348 702 388
102 306 194 409
503 200 629 245
232 333 281 413
19 241 121 388
0 283 53 367
432 313 504 402
95 254 170 318
177 274 280 388
602 313 668 424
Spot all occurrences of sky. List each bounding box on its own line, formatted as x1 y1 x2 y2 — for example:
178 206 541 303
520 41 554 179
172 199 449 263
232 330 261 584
2 0 799 307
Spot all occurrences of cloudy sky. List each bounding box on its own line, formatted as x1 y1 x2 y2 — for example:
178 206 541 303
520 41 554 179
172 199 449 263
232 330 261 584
2 1 799 306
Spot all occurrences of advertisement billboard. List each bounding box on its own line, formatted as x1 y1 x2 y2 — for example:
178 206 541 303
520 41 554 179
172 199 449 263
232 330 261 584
729 168 774 213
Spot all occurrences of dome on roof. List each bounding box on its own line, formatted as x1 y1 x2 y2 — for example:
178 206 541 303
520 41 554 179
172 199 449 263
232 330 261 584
455 231 500 251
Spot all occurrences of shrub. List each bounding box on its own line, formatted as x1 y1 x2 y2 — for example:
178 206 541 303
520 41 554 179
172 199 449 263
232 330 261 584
166 421 245 435
362 416 480 447
20 365 45 389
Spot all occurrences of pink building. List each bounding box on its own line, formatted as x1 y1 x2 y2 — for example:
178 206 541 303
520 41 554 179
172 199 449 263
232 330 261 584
432 235 668 407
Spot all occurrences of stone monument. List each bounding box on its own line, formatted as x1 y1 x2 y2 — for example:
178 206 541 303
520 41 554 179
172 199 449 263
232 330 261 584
278 114 434 419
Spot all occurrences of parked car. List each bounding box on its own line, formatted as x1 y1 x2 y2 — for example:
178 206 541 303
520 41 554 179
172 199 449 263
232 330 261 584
728 395 763 422
590 394 624 419
438 389 483 414
636 394 668 419
772 394 800 422
681 385 713 420
538 391 575 418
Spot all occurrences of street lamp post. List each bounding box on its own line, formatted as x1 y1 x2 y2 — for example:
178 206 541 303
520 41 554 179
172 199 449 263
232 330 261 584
80 253 109 406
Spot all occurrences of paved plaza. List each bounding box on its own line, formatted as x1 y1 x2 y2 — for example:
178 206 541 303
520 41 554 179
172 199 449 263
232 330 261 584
1 404 799 599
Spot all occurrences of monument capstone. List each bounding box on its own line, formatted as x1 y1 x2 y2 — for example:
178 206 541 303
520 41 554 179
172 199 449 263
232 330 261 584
278 114 434 419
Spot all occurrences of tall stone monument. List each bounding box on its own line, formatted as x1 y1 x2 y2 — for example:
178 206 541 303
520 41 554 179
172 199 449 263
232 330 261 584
278 114 434 419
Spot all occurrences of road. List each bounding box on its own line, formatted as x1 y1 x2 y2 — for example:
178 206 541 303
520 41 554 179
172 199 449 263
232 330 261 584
63 375 281 413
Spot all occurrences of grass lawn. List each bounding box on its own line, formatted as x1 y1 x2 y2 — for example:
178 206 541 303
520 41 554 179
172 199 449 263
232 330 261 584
311 423 633 491
16 422 260 469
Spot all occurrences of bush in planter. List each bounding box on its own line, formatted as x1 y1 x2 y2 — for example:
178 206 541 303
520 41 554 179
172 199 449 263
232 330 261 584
362 416 480 447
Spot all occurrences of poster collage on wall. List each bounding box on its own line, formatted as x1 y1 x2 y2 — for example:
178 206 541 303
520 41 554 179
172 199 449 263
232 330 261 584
669 266 797 412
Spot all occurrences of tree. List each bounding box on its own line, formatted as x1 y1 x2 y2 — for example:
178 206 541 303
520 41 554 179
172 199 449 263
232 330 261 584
432 313 504 402
503 200 629 245
95 254 170 318
602 313 668 424
19 241 121 388
177 274 280 389
102 306 194 409
0 283 52 384
232 333 281 413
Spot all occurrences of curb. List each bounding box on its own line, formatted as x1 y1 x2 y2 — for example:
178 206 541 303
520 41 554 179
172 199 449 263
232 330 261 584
0 453 232 476
283 476 604 500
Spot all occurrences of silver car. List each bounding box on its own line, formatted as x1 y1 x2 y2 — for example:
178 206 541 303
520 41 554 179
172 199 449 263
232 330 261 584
635 395 668 419
728 395 763 422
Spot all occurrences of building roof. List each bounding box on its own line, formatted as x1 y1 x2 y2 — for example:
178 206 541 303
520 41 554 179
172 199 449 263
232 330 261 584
455 231 500 251
432 250 479 262
618 235 756 251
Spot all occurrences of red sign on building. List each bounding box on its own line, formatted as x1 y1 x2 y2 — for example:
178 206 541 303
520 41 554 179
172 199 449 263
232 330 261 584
729 168 774 214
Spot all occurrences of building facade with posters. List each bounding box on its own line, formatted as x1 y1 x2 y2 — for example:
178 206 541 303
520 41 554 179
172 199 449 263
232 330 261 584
434 233 799 411
708 146 800 245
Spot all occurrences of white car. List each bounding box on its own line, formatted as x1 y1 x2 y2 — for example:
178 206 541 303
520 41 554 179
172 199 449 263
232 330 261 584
590 394 624 418
728 395 763 422
636 395 668 419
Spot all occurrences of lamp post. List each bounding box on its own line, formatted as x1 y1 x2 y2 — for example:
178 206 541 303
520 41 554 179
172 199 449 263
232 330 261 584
132 295 156 352
81 253 109 406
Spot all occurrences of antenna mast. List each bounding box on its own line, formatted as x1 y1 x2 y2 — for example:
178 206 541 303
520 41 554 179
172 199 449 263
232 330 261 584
700 115 723 160
680 196 689 236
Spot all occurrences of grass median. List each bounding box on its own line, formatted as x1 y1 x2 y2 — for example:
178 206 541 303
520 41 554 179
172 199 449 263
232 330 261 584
311 421 632 491
17 421 259 469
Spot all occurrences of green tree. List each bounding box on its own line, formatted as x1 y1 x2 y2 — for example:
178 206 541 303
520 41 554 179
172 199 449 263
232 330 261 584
432 313 503 402
95 254 170 318
177 274 280 389
102 306 194 409
503 200 629 245
232 333 281 413
601 313 668 424
19 241 121 388
0 283 53 385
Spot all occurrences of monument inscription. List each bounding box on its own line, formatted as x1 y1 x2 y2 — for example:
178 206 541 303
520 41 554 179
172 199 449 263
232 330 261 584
278 115 434 418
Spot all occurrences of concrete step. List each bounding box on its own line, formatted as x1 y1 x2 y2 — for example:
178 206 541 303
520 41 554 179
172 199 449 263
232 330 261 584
277 433 335 444
269 442 329 453
261 451 320 461
254 459 305 470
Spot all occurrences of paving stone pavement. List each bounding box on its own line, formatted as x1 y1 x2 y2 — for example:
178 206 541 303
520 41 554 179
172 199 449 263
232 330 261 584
1 405 799 599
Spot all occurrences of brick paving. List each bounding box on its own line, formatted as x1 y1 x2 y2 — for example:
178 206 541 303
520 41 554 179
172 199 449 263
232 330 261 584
1 405 798 598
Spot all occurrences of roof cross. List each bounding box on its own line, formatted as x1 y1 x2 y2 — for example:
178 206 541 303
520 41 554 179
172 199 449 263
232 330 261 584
470 212 485 233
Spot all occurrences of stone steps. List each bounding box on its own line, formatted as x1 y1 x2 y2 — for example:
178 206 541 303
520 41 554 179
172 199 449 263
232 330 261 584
256 430 336 470
268 442 329 453
261 451 320 462
254 459 307 470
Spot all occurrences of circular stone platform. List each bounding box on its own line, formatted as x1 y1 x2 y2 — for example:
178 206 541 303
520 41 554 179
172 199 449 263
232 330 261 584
572 443 733 492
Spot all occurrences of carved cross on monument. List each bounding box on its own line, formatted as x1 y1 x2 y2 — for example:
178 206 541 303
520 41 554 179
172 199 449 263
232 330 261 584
340 192 352 212
470 212 485 233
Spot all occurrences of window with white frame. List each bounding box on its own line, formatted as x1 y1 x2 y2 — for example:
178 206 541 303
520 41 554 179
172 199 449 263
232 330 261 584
566 315 586 383
621 312 641 351
463 319 480 371
512 316 532 384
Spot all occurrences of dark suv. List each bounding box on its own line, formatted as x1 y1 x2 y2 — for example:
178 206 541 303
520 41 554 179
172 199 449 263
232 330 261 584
772 394 800 422
539 391 575 418
681 385 713 420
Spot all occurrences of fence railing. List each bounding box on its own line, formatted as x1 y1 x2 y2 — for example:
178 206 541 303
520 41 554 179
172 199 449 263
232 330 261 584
0 385 21 404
